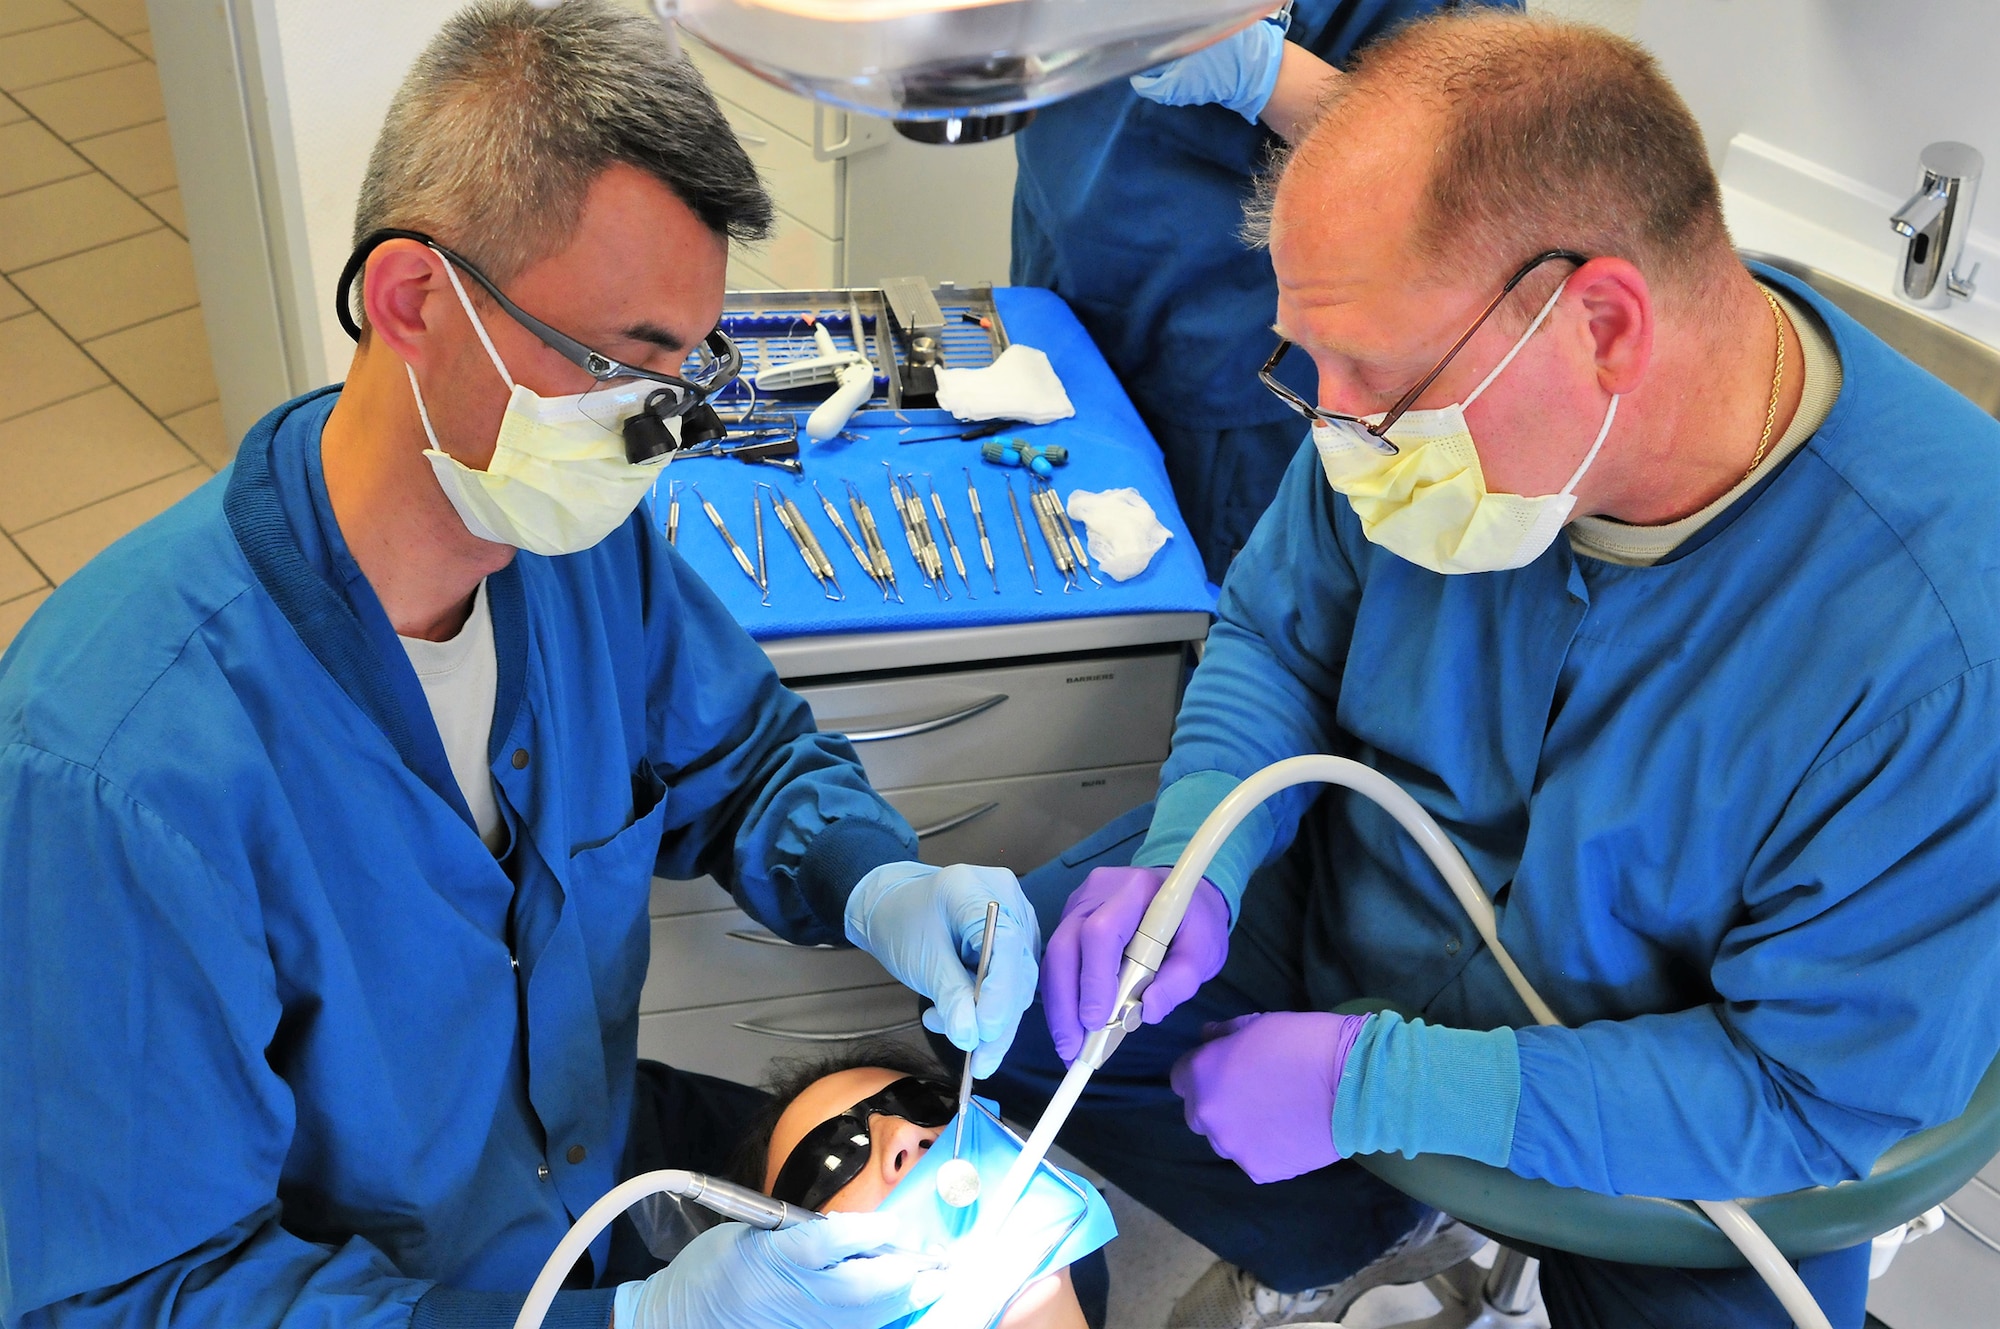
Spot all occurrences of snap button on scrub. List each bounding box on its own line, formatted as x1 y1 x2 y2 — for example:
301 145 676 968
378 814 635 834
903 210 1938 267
512 748 530 769
1445 936 1462 955
567 1144 586 1164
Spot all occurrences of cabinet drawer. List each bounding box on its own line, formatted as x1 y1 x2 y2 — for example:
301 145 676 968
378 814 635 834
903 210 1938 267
796 649 1181 790
685 37 817 145
642 908 890 1014
723 100 840 237
884 761 1160 872
638 984 928 1084
735 210 841 289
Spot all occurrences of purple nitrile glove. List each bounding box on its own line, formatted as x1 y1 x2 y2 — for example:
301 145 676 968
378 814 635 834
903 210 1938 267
1040 865 1231 1063
1169 1011 1371 1184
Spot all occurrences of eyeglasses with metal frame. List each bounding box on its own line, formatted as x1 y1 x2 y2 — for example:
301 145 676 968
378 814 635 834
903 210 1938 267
335 227 743 463
1257 248 1589 456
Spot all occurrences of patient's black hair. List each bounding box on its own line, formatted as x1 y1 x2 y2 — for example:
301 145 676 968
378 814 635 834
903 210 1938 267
728 1039 949 1195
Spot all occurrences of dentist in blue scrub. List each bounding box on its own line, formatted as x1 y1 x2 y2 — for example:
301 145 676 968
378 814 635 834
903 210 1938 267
1000 13 2000 1329
1012 0 1519 582
0 5 1036 1328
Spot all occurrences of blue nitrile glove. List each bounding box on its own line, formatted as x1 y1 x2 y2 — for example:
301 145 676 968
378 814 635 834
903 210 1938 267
613 1212 944 1329
1129 11 1289 123
846 861 1041 1078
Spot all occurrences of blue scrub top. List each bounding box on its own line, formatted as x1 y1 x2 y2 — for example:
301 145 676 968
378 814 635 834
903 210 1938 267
1010 0 1521 430
1138 270 2000 1200
0 389 917 1326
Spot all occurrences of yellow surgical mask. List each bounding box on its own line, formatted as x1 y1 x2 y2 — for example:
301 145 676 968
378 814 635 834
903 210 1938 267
1314 278 1618 575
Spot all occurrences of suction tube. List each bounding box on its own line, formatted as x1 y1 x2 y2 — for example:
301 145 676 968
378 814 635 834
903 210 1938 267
511 1170 819 1329
1074 755 1831 1329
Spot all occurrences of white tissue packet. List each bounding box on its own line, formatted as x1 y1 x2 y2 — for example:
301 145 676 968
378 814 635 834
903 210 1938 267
1065 488 1172 581
934 344 1076 424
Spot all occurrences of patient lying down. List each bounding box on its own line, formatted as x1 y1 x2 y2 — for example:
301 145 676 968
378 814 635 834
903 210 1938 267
731 1045 1114 1329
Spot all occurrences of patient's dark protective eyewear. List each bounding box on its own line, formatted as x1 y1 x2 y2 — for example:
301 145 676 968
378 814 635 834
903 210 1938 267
769 1076 959 1212
1257 248 1588 454
334 227 742 463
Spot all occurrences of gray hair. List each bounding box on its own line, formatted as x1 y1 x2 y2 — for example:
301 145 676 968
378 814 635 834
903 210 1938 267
353 0 772 292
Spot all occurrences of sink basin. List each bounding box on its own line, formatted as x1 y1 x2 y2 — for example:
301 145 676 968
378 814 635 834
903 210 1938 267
1745 250 2000 418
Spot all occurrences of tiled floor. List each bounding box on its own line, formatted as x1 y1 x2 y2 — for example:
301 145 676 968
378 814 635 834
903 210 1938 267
0 0 222 653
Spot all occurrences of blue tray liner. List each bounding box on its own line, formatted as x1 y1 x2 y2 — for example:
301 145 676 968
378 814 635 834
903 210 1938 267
647 287 1220 641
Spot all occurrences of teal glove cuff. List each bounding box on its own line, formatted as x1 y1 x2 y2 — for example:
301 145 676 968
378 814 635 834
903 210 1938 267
1131 771 1275 925
1333 1013 1521 1166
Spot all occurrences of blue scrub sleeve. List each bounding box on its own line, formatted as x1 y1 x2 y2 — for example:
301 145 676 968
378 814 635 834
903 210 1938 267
1333 1014 1520 1166
1132 446 1364 907
640 538 918 945
1508 665 2000 1198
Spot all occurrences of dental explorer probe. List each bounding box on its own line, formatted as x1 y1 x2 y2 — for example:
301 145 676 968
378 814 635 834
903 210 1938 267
691 484 760 590
665 480 681 547
1047 483 1103 586
926 475 975 598
847 480 901 602
936 900 1001 1209
751 485 770 606
884 463 931 590
964 469 999 594
816 480 881 594
784 494 844 600
903 473 951 600
1030 484 1077 593
1004 476 1042 594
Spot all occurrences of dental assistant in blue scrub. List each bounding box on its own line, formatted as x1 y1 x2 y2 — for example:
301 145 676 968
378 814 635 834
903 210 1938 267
1000 15 2000 1329
0 5 1038 1329
1012 0 1518 583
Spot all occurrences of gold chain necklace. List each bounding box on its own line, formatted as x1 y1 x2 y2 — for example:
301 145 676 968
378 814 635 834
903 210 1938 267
1746 287 1787 479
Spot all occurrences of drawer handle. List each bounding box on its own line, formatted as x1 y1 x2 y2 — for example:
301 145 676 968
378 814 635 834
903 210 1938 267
840 693 1007 743
726 927 836 950
734 1014 923 1041
912 801 999 840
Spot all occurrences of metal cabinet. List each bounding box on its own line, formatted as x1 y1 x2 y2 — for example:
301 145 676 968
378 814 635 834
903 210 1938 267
637 625 1201 1086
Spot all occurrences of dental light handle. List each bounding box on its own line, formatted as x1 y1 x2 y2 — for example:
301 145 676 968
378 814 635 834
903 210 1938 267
511 1169 820 1329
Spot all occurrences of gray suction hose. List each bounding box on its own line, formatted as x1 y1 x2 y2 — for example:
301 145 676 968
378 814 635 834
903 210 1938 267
1076 755 1832 1329
512 1170 819 1329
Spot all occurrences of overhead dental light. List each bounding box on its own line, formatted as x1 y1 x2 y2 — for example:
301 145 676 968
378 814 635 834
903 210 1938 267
651 0 1275 142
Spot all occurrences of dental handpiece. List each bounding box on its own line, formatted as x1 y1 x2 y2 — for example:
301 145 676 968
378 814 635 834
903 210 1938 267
785 496 844 599
693 485 760 588
927 476 975 598
816 481 881 592
1005 476 1042 594
752 486 770 605
964 470 999 594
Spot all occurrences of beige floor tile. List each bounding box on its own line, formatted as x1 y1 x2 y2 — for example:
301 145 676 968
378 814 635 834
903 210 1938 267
141 183 182 234
14 465 205 582
0 530 44 600
0 17 136 91
16 60 160 139
13 225 191 339
73 117 172 195
0 117 87 195
0 0 78 39
165 399 229 470
0 310 106 420
0 88 23 124
66 0 142 36
0 383 198 529
0 586 52 651
83 306 216 417
0 172 155 269
0 274 28 319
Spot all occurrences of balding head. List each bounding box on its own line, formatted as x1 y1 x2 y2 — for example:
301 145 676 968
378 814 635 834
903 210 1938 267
1260 12 1733 312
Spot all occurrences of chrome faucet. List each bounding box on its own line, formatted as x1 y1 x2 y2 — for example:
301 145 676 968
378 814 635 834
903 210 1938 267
1892 141 1982 309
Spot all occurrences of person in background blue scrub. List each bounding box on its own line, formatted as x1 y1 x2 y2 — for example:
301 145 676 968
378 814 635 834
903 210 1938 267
0 5 1040 1328
999 13 2000 1329
1012 0 1520 583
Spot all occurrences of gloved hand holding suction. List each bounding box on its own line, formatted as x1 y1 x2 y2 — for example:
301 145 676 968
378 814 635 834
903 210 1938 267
613 1210 940 1329
1129 9 1288 123
1170 1010 1369 1185
1040 865 1231 1063
847 862 1041 1078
